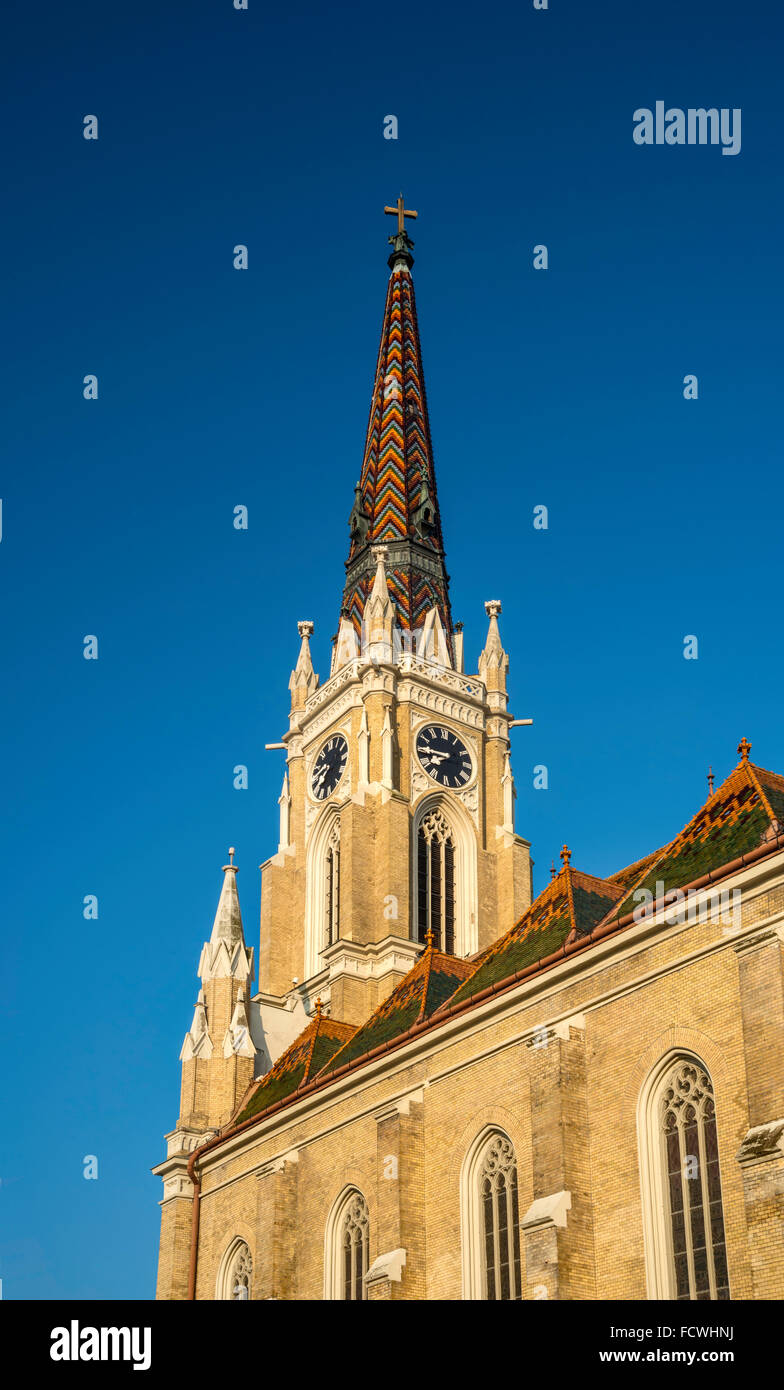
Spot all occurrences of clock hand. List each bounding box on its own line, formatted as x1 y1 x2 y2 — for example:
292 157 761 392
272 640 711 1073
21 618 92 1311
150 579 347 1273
422 750 449 764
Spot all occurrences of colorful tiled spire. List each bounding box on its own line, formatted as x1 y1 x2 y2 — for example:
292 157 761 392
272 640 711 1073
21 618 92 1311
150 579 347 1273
341 200 453 641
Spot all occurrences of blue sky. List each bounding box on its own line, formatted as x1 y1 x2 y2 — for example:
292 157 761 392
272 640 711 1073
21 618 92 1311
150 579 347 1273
1 0 782 1298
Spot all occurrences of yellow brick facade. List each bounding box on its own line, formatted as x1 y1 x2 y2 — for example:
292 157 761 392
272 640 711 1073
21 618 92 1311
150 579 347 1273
157 856 784 1301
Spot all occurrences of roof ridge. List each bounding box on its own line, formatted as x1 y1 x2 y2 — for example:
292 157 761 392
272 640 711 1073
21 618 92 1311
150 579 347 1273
745 760 777 825
416 945 437 1025
563 860 577 934
301 1012 322 1084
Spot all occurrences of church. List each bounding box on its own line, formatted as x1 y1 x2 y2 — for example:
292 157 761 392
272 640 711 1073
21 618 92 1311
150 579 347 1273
154 200 784 1302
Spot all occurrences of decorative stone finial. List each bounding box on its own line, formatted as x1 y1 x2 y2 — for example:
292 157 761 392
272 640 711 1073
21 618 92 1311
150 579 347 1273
550 860 557 880
372 544 389 569
484 600 502 619
228 847 235 865
297 620 314 640
424 927 435 950
707 767 715 795
560 844 571 867
738 736 752 763
314 997 323 1019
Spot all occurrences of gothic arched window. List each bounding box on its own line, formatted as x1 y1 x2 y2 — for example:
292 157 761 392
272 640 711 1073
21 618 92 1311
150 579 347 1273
658 1060 729 1301
640 1054 730 1300
462 1129 523 1300
479 1134 523 1300
218 1239 252 1300
326 1188 370 1300
341 1191 370 1301
324 819 341 950
417 808 455 953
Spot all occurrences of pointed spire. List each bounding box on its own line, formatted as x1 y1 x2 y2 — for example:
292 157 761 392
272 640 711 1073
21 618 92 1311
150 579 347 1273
289 620 319 709
419 605 452 668
332 614 359 672
479 600 509 693
180 988 213 1061
363 545 396 660
209 850 244 948
222 986 255 1059
707 765 715 795
197 852 255 985
342 206 452 640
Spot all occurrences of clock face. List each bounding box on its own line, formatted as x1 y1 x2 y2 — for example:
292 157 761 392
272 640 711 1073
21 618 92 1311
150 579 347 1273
311 734 348 800
416 725 472 788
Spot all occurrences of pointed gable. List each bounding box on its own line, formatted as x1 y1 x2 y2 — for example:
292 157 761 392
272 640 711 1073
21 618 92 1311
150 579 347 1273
316 947 473 1078
444 860 624 1010
234 1012 356 1125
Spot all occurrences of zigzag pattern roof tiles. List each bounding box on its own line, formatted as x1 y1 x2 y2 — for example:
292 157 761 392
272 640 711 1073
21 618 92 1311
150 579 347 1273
342 258 452 636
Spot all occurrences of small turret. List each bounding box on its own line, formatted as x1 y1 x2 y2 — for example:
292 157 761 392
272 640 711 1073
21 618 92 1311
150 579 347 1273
363 546 396 661
289 621 319 711
181 850 256 1130
478 599 509 697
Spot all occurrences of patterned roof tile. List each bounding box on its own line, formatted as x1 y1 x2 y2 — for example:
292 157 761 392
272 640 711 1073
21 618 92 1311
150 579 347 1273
234 1014 355 1125
316 946 473 1077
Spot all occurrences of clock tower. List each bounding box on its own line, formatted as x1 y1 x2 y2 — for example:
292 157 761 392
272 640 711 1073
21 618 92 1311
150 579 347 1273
256 203 532 1038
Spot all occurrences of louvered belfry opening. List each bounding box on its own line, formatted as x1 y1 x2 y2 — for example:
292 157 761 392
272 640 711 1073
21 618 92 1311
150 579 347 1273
417 808 456 953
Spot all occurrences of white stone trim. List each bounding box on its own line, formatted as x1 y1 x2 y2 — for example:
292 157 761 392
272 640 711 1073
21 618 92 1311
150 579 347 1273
521 1190 571 1230
636 1048 724 1300
304 805 342 980
323 1186 369 1301
364 1248 406 1286
460 1125 520 1300
215 1236 253 1301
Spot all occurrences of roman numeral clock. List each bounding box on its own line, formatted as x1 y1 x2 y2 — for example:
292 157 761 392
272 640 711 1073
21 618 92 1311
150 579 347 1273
311 734 349 801
415 725 473 789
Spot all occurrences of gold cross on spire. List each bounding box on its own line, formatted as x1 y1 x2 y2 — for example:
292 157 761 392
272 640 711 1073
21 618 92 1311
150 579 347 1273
384 193 418 236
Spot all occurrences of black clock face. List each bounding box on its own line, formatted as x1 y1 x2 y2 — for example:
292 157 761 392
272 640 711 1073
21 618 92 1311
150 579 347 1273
311 734 348 800
416 725 472 788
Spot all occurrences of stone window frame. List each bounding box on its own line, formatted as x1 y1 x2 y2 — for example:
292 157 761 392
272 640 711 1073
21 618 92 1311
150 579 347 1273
304 807 342 979
461 1126 523 1300
412 792 477 957
216 1236 253 1301
637 1050 731 1301
324 1186 370 1301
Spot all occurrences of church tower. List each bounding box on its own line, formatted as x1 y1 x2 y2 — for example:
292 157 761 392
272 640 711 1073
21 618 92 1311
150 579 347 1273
256 198 532 1031
154 852 255 1300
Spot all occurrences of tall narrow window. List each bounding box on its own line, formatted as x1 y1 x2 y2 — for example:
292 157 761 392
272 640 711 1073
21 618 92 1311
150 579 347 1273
219 1240 252 1300
659 1061 729 1300
479 1134 522 1301
340 1192 369 1301
324 820 340 949
417 808 455 953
